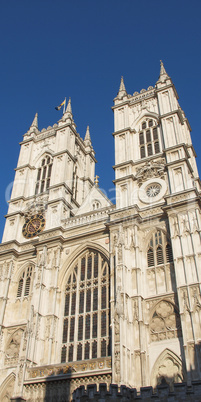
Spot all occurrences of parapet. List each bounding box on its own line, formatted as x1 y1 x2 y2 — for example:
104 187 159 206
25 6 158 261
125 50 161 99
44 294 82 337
72 381 201 401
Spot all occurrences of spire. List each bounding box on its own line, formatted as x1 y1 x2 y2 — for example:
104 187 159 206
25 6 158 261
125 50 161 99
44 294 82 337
85 126 91 141
25 112 39 135
30 113 38 129
66 97 72 114
117 76 127 99
84 125 92 147
158 60 170 82
60 97 76 128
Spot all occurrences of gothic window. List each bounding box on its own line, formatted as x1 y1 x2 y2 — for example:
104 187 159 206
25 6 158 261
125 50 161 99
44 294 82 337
139 120 160 159
17 266 33 298
61 249 110 363
150 301 182 342
35 155 53 195
146 230 175 295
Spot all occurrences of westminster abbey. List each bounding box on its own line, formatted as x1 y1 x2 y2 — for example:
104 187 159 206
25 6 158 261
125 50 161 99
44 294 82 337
1 62 201 401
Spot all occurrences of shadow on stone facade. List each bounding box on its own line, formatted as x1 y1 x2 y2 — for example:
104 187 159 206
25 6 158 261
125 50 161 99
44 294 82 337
44 378 71 402
72 381 201 402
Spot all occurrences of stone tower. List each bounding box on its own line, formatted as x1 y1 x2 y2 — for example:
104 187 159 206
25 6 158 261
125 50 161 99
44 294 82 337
0 63 201 401
109 61 201 389
2 98 96 244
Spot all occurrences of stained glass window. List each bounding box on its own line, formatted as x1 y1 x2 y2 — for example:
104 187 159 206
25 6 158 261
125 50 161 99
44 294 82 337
61 249 110 363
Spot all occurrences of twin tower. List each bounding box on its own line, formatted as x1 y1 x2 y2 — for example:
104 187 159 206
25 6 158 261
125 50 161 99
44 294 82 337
0 62 201 401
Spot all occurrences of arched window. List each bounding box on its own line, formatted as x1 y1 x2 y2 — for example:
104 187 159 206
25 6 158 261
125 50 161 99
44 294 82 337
146 230 175 295
92 200 101 210
61 249 110 363
17 266 33 298
139 120 160 159
35 155 53 195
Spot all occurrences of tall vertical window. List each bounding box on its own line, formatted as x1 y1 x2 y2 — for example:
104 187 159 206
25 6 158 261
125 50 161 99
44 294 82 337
139 120 160 159
35 155 53 195
147 230 175 295
17 265 33 298
61 249 110 363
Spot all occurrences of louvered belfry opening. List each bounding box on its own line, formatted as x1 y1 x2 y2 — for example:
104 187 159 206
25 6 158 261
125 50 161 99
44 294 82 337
146 230 174 294
35 155 53 195
17 266 33 298
147 231 173 268
61 249 110 363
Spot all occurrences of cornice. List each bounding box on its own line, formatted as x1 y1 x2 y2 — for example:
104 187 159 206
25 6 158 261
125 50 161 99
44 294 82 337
113 174 135 184
112 127 134 136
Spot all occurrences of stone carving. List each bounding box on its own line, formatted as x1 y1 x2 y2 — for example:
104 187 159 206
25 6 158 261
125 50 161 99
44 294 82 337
192 287 201 311
114 313 120 342
23 195 48 218
134 299 139 321
191 211 199 232
136 159 165 186
181 214 190 235
5 329 24 365
151 349 184 390
114 346 120 382
150 301 181 342
182 290 190 313
172 216 179 237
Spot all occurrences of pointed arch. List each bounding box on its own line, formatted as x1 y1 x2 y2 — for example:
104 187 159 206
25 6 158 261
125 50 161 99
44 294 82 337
146 229 175 295
0 373 16 401
135 114 161 160
60 246 110 363
151 348 185 389
5 328 24 359
13 261 35 283
149 299 182 342
59 242 109 289
35 153 53 195
33 150 53 167
14 262 35 299
132 111 159 130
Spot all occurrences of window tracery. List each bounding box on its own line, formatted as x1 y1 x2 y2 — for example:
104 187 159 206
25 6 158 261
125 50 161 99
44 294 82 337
61 249 110 363
150 300 182 342
139 120 160 159
35 155 53 195
17 265 33 298
146 230 175 294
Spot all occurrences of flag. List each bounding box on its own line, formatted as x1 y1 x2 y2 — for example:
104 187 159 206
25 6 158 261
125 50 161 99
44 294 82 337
55 99 66 111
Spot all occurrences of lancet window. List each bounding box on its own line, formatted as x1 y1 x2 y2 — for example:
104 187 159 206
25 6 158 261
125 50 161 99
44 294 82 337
146 230 175 295
17 265 33 298
139 120 160 159
35 155 53 195
61 249 110 363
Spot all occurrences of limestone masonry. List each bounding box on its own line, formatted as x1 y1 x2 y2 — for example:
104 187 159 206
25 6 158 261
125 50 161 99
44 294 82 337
1 62 201 401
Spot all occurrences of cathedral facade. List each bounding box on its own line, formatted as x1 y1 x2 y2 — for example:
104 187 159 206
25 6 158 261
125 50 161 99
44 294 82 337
1 62 201 401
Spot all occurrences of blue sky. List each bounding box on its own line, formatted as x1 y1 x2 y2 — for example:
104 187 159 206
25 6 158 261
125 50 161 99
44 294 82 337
1 0 201 239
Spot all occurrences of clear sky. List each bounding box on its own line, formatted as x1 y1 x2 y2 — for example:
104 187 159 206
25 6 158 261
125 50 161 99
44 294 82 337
1 0 201 240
